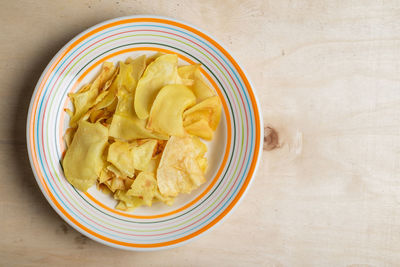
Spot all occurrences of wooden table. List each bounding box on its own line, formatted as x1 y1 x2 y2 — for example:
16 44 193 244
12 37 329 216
1 1 400 266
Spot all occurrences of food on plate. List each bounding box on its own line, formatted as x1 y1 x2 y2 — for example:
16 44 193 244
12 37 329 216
62 53 222 211
134 54 180 120
157 136 207 197
62 121 108 191
67 62 116 128
178 64 214 102
147 84 196 136
183 95 222 140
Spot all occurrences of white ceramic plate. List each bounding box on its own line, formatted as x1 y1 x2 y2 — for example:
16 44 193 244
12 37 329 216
26 15 263 250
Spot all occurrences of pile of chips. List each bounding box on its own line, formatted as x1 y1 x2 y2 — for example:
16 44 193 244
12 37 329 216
62 54 222 211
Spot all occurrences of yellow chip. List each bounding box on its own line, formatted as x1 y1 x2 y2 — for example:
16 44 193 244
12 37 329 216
134 54 180 119
132 139 158 171
178 64 215 102
178 64 199 79
114 190 144 210
98 167 113 183
107 141 135 177
106 164 125 179
191 68 215 102
109 114 168 141
111 177 126 191
147 84 196 136
145 52 164 66
196 157 208 173
177 64 198 86
124 177 135 189
127 172 157 206
62 121 108 191
98 183 113 196
191 136 208 156
127 55 147 83
145 155 161 173
154 190 175 206
191 136 208 173
69 62 115 127
95 55 146 111
184 118 213 140
63 127 76 148
183 95 222 130
115 201 128 211
157 136 206 197
109 88 168 141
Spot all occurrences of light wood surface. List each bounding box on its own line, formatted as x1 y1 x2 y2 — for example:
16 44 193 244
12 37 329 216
1 0 400 266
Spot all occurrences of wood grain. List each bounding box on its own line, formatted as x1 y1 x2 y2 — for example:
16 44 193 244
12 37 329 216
1 0 400 266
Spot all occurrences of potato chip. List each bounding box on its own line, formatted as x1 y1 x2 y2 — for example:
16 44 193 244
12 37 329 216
93 90 110 106
106 164 125 179
157 136 206 197
178 64 215 102
88 108 113 124
94 82 118 111
98 167 113 183
68 62 115 127
145 155 161 173
76 84 91 94
103 176 126 192
124 177 135 189
126 171 175 207
101 65 119 92
110 177 126 191
145 52 164 65
183 95 222 140
184 119 213 140
64 108 73 118
115 88 135 116
117 62 136 92
89 109 103 123
191 136 209 173
147 84 196 136
196 157 208 173
98 183 113 196
107 141 135 177
109 114 167 141
177 65 197 86
191 68 215 102
95 55 146 111
178 64 199 80
132 139 157 171
109 88 168 140
134 54 180 119
153 140 167 157
183 95 222 130
115 200 128 211
114 190 144 211
154 190 175 206
62 121 108 191
126 172 157 206
191 136 208 156
127 55 147 83
105 97 118 114
63 127 76 148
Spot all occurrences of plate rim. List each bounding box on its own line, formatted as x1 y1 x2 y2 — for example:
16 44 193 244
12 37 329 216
26 14 264 251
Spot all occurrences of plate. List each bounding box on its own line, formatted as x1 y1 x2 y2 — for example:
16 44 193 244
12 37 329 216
26 15 263 250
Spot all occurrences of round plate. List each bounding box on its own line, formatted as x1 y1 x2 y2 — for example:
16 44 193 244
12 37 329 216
26 15 263 250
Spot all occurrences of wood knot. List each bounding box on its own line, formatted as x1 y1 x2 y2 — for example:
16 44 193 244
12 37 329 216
264 126 279 151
